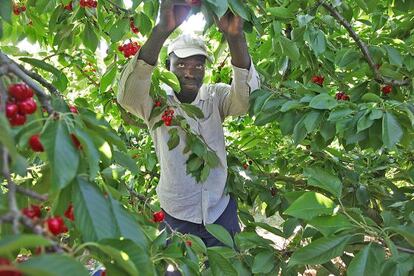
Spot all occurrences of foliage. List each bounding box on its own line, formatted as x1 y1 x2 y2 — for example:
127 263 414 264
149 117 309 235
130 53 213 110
0 0 413 275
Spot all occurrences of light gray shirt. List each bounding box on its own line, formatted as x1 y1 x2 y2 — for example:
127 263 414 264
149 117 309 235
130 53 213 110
117 52 260 224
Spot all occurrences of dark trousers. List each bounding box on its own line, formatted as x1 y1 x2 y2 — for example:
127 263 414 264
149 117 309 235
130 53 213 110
162 197 241 275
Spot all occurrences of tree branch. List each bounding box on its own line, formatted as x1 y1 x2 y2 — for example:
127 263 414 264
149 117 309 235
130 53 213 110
320 2 410 86
1 148 20 234
4 184 48 202
0 51 56 114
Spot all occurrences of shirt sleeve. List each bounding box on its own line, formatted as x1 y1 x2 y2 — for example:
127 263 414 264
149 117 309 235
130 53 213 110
216 59 261 120
117 51 156 124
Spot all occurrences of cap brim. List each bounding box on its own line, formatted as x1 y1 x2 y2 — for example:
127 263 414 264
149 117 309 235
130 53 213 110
173 48 214 63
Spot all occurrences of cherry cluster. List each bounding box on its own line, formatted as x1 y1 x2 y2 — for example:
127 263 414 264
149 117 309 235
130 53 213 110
130 18 139 34
382 85 392 95
6 83 37 126
335 91 350 101
80 0 97 8
118 42 141 58
161 109 174 126
21 204 74 236
13 3 26 15
311 75 325 86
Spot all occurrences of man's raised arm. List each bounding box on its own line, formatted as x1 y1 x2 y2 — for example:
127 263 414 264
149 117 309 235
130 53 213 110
117 0 191 121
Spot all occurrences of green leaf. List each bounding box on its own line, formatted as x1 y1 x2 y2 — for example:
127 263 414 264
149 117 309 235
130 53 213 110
228 0 250 21
20 58 68 92
86 242 139 276
361 93 382 103
336 49 360 67
180 103 204 119
389 226 414 247
18 254 89 276
252 249 275 274
303 110 322 133
279 36 300 61
234 232 273 251
289 235 352 266
304 167 342 198
99 239 154 275
107 196 148 249
357 111 375 133
280 100 301 112
187 234 207 254
204 150 220 167
136 12 152 36
109 18 129 42
328 108 354 121
309 215 354 236
100 64 117 93
83 21 98 52
113 151 139 174
310 94 338 110
0 114 18 164
0 235 51 255
385 45 403 67
267 7 294 19
207 249 238 276
72 176 117 242
347 243 385 276
284 192 335 220
205 224 234 248
304 28 326 55
41 120 79 191
167 128 180 150
72 128 100 180
205 0 229 18
0 0 12 23
159 69 181 92
382 112 403 148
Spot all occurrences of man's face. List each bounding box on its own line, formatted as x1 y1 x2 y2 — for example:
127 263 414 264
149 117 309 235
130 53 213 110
169 53 206 94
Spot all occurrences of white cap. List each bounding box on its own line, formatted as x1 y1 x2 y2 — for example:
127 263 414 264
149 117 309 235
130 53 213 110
167 34 213 63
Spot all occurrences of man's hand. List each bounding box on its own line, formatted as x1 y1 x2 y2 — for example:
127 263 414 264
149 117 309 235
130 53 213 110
215 11 244 38
158 0 192 34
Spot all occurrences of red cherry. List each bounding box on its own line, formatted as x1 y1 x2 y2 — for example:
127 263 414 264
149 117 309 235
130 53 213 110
243 163 249 170
22 204 42 219
185 240 192 246
154 101 161 107
47 216 68 235
79 0 87 7
90 0 97 8
341 94 350 101
64 2 73 11
6 103 18 118
69 105 78 114
70 134 82 149
17 98 37 115
29 134 44 152
20 5 26 12
13 4 20 15
9 113 26 126
382 85 392 95
335 91 344 100
9 83 32 101
164 120 172 126
186 0 201 6
64 204 75 221
153 211 165 222
101 271 106 276
311 75 324 86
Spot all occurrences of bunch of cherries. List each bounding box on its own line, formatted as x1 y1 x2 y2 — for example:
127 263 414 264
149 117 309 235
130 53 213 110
6 83 37 126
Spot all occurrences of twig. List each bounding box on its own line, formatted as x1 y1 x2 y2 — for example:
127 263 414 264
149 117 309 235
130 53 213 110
127 187 149 203
1 148 20 234
319 1 410 86
102 0 129 14
4 184 48 202
117 102 148 129
396 246 414 254
0 51 55 114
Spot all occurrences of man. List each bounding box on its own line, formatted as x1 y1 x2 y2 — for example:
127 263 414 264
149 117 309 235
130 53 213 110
117 0 260 247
